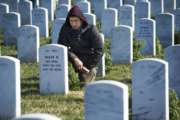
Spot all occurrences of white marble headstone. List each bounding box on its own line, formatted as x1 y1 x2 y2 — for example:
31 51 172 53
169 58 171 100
0 0 19 12
135 18 156 55
118 5 135 29
149 0 164 17
13 113 61 120
0 3 9 30
123 0 135 5
164 0 176 12
0 56 21 119
39 44 69 94
19 0 32 25
91 0 107 20
165 45 180 98
172 8 180 32
97 33 105 77
51 18 66 44
84 13 96 25
77 1 91 13
101 8 118 38
107 0 123 9
85 80 129 120
32 7 49 38
132 58 169 120
135 1 151 19
2 12 21 45
55 4 70 19
155 13 174 48
111 25 133 64
40 0 54 21
18 25 39 62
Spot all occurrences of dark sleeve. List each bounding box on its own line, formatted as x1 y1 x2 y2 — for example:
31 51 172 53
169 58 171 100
89 26 104 67
58 25 78 62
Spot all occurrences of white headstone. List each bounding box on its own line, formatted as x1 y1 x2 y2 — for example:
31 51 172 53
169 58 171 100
0 3 9 30
39 44 68 94
2 12 21 45
77 1 91 13
40 0 54 21
84 13 96 25
135 18 156 55
32 7 49 38
107 0 123 9
58 0 71 7
55 4 70 19
97 33 105 77
177 0 180 8
135 1 151 19
132 58 169 120
111 25 133 64
155 13 174 48
149 0 164 17
0 0 19 12
165 45 180 98
19 0 33 25
123 0 135 5
172 8 180 32
51 18 66 44
101 8 118 38
91 0 107 20
164 0 176 12
118 5 135 29
0 56 21 119
13 113 61 120
85 80 129 120
18 25 39 62
32 0 39 8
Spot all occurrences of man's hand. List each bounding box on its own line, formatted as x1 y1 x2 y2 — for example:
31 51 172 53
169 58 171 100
74 58 83 71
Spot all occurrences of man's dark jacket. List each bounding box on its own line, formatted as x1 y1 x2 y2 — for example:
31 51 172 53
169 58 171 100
58 5 104 69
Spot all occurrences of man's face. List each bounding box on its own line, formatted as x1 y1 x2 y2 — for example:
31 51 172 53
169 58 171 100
69 16 82 30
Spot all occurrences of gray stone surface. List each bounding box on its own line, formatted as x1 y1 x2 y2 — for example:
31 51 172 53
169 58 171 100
85 80 129 120
97 33 105 77
118 5 135 29
39 44 69 95
2 12 21 45
19 0 33 25
0 3 9 30
13 113 61 120
149 0 164 17
40 0 54 21
101 8 118 38
51 18 66 44
77 1 91 13
111 25 133 64
58 0 71 7
55 4 70 19
32 7 49 37
0 0 19 12
84 13 96 25
135 18 156 55
91 0 107 20
155 13 174 48
0 56 21 119
123 0 135 5
107 0 123 9
172 8 180 32
165 45 180 98
164 0 176 12
132 58 169 120
18 25 39 62
135 1 151 19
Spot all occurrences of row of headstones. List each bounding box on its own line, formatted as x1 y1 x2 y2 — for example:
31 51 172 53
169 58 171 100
1 43 180 119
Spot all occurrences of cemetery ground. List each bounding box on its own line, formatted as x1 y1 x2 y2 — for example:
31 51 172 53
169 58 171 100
1 28 180 120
